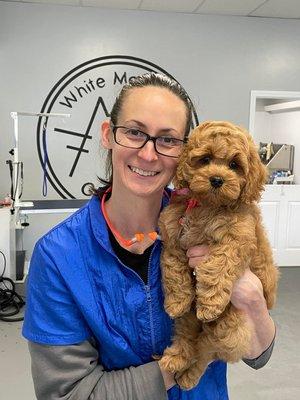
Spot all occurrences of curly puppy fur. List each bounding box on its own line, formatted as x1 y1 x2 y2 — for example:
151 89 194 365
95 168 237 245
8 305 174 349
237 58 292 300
159 121 279 390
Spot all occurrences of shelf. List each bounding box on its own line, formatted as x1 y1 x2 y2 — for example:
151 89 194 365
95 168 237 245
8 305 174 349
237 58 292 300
264 100 300 113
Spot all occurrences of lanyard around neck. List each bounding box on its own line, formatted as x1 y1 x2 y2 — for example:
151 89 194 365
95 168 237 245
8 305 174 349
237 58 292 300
101 187 167 247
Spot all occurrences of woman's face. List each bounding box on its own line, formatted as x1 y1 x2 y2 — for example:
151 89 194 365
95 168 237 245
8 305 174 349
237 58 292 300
101 86 187 198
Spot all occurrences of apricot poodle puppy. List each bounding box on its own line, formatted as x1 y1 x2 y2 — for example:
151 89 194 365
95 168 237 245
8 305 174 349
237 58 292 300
159 121 279 390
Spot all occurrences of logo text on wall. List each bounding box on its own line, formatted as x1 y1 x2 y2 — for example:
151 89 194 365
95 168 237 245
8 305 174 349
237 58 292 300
37 55 198 199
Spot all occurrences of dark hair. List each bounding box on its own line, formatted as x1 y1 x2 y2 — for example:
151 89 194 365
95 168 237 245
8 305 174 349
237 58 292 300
91 72 193 197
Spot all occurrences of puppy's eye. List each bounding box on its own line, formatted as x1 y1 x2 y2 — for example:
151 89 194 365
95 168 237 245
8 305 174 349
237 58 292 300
229 160 239 170
191 155 211 167
199 156 211 165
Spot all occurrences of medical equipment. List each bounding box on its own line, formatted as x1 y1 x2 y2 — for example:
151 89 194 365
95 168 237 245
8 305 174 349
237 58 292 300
2 112 70 282
259 142 295 184
9 112 70 209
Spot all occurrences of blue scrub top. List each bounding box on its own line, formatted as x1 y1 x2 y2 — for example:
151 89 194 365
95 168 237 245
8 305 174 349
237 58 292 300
23 195 228 400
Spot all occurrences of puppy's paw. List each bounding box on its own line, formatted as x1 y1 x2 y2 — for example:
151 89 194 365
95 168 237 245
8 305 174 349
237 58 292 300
160 351 190 373
164 296 193 318
196 304 224 322
175 369 201 390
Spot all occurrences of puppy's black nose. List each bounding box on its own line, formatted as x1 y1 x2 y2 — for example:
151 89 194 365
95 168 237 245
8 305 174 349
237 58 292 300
210 176 224 188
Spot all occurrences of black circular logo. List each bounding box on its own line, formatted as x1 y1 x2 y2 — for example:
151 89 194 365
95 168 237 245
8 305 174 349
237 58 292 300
37 55 198 199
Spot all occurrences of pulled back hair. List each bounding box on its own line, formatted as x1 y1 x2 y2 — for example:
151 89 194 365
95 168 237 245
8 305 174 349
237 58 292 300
111 73 193 135
91 72 194 197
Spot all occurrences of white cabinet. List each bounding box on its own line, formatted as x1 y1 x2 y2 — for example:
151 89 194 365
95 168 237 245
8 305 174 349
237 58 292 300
260 185 300 267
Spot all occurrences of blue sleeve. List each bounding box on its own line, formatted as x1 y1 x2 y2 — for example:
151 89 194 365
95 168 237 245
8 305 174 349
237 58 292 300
22 238 91 345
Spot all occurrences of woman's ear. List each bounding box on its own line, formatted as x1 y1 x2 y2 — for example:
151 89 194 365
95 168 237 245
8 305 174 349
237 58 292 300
101 120 113 149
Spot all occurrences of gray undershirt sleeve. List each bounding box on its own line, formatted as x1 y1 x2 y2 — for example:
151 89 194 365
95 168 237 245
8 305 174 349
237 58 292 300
28 334 275 399
28 339 167 400
242 334 275 370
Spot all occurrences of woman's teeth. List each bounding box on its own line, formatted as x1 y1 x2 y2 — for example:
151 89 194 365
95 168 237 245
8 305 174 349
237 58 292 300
130 166 158 177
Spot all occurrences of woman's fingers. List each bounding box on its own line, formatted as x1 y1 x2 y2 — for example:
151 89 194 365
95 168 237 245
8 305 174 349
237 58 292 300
186 245 209 268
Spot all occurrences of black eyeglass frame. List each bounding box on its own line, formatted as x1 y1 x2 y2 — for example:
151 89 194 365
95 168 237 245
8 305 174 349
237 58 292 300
111 125 188 158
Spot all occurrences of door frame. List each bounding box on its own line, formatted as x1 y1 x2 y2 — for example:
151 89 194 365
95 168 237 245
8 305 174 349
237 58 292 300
249 90 300 133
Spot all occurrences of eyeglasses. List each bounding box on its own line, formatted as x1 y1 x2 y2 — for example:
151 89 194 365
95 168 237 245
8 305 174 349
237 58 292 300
111 125 187 158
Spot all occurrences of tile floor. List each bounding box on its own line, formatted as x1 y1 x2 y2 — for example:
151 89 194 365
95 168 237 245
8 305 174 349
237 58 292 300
0 267 299 399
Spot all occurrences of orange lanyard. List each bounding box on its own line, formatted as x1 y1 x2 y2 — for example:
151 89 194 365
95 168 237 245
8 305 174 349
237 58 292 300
101 187 166 247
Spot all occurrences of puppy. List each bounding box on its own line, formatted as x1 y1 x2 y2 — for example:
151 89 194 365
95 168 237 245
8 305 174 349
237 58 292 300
159 121 279 390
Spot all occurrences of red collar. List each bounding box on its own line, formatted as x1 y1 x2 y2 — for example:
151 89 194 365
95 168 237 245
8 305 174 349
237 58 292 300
172 188 200 227
185 198 199 212
172 188 200 212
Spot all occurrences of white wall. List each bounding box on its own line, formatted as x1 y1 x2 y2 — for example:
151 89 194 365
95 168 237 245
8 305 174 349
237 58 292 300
1 2 300 254
254 111 272 142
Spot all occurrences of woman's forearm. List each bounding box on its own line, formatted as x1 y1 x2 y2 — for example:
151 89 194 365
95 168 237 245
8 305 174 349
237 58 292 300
230 268 276 364
28 340 168 400
243 297 276 359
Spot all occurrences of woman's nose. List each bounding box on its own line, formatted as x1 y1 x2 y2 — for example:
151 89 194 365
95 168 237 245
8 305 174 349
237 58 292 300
137 140 158 161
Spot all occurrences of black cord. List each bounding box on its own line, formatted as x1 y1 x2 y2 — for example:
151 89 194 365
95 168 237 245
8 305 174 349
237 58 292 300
8 161 22 202
0 249 6 277
6 159 14 200
19 161 24 199
6 153 23 202
0 250 25 322
13 162 20 202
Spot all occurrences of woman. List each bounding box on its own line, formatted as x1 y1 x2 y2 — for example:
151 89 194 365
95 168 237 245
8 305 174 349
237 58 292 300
23 73 275 400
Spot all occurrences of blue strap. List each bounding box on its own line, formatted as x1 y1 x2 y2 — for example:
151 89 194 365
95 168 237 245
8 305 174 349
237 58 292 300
42 117 48 197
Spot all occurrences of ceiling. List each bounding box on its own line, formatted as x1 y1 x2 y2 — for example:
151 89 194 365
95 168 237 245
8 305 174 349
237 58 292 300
2 0 300 19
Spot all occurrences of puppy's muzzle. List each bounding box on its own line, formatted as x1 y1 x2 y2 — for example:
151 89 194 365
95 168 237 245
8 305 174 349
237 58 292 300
210 176 224 188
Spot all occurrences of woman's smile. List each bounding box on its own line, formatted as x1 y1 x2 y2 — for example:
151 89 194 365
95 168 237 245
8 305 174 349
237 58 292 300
129 165 160 177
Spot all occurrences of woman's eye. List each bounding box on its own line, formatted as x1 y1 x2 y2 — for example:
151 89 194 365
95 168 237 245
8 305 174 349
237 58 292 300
126 129 144 138
160 137 178 146
229 161 239 170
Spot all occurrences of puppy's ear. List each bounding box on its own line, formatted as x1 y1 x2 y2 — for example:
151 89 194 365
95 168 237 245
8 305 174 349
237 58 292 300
173 122 213 189
240 135 267 204
173 145 190 189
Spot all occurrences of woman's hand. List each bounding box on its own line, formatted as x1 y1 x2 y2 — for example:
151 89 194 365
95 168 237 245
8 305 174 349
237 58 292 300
231 269 275 359
186 245 209 270
186 247 266 312
231 268 266 312
158 361 176 390
185 248 275 359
